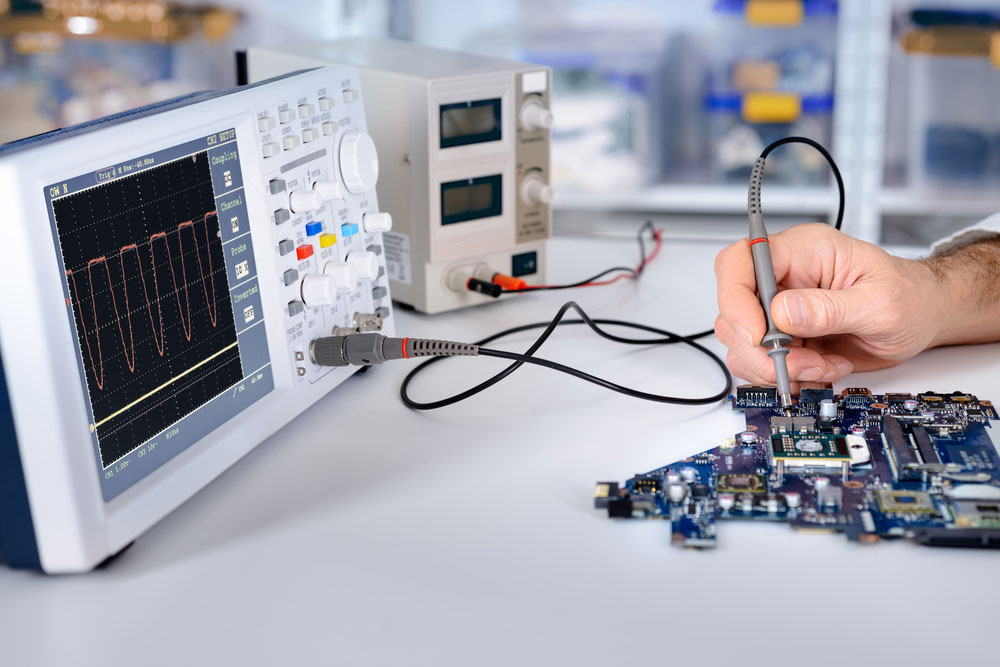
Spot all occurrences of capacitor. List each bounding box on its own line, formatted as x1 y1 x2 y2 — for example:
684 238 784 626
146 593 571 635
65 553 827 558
785 491 802 508
819 399 838 420
665 472 681 485
766 497 780 513
813 476 830 490
667 482 689 503
718 493 735 511
904 399 919 411
680 468 697 483
740 431 756 444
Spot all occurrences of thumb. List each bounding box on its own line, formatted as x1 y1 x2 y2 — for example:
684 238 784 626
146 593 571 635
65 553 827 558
771 288 875 338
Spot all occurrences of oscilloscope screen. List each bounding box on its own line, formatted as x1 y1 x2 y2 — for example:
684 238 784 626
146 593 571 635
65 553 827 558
53 150 244 468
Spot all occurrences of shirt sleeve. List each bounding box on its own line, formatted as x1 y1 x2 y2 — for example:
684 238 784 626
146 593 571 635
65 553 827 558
930 211 1000 256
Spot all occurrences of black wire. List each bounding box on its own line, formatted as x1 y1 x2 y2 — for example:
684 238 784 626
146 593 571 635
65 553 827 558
399 301 732 411
759 136 844 231
498 220 657 293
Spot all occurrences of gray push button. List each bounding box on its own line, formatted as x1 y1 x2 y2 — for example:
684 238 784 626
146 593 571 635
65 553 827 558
278 239 295 256
287 300 305 316
366 244 382 256
371 286 388 300
282 269 299 285
274 208 291 225
375 306 390 319
269 179 287 194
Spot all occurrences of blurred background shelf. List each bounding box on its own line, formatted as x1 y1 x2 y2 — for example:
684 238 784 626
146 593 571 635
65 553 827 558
4 0 1000 248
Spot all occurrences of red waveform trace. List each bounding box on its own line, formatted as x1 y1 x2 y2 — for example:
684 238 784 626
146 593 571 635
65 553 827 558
66 211 222 391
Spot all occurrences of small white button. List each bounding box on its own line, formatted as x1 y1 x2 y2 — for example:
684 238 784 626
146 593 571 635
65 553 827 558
278 108 295 124
302 128 319 143
342 89 359 103
347 251 379 282
258 115 276 132
283 135 301 151
313 180 343 202
261 142 280 158
323 261 359 293
318 96 333 111
289 190 323 214
322 121 336 136
298 103 315 118
362 212 393 233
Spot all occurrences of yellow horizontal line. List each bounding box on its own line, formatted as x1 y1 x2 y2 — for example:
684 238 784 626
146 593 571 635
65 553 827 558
93 341 238 429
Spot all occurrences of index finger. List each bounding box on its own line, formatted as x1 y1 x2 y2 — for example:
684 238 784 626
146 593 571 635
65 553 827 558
715 238 767 346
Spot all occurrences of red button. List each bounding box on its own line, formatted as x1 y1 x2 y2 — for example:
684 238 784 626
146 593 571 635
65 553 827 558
296 244 314 260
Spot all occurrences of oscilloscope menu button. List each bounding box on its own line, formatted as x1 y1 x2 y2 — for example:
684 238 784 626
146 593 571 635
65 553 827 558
269 179 287 194
282 269 299 286
277 239 294 256
319 96 333 111
258 115 276 132
287 300 305 317
279 108 295 124
274 208 291 225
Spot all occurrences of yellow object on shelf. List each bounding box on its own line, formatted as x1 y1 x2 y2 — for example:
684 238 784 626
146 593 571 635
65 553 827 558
745 0 803 27
741 92 801 123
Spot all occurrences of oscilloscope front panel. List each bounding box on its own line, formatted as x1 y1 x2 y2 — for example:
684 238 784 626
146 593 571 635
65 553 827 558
0 67 394 572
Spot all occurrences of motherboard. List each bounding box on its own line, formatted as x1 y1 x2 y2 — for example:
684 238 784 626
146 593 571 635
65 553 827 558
595 387 1000 548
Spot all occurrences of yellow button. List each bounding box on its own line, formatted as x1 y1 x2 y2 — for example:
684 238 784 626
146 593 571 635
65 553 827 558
741 92 801 123
745 0 803 26
319 233 337 248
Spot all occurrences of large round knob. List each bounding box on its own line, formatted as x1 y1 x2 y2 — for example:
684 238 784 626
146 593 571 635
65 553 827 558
339 131 379 194
289 189 322 214
347 251 379 282
300 274 336 307
323 261 359 293
362 211 392 233
313 180 343 202
519 174 552 206
520 100 553 131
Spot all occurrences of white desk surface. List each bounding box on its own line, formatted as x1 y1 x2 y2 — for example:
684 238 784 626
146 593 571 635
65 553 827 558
2 233 999 666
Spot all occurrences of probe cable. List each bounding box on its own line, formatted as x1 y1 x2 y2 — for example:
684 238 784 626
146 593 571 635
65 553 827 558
308 301 732 410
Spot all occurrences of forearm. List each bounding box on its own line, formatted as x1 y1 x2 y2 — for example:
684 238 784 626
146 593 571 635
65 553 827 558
921 236 1000 346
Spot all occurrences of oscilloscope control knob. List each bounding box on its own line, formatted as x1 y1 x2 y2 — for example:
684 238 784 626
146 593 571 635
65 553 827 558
520 174 552 206
346 251 380 282
300 274 336 307
520 99 553 131
339 131 379 194
313 180 343 202
323 261 359 293
289 189 323 214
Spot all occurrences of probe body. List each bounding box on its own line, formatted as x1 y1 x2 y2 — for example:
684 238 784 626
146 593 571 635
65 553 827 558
748 157 794 408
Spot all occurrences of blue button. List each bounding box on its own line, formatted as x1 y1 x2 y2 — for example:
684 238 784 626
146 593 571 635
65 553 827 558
341 222 359 237
305 221 323 236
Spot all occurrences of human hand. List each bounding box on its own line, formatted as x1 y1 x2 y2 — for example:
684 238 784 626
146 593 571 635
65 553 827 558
713 223 946 389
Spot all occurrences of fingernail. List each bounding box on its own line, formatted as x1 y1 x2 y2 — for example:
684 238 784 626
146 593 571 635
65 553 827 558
732 322 754 346
783 294 807 327
822 370 837 383
836 359 854 377
798 367 824 382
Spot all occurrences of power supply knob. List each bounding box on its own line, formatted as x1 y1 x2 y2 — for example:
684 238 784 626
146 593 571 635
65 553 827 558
520 174 552 206
313 180 344 202
300 274 336 307
339 130 379 194
520 99 553 131
323 261 359 293
289 189 323 214
347 251 380 282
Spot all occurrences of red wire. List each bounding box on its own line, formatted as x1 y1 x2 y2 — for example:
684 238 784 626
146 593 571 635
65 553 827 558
520 229 664 290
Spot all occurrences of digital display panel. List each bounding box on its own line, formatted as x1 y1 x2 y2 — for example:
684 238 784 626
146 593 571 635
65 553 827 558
440 175 503 225
46 130 273 500
439 98 502 148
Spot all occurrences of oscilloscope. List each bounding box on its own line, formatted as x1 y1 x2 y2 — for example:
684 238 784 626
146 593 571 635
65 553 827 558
244 39 552 314
0 67 394 572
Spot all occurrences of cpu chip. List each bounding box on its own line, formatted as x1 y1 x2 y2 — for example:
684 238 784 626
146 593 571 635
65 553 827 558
769 433 850 462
